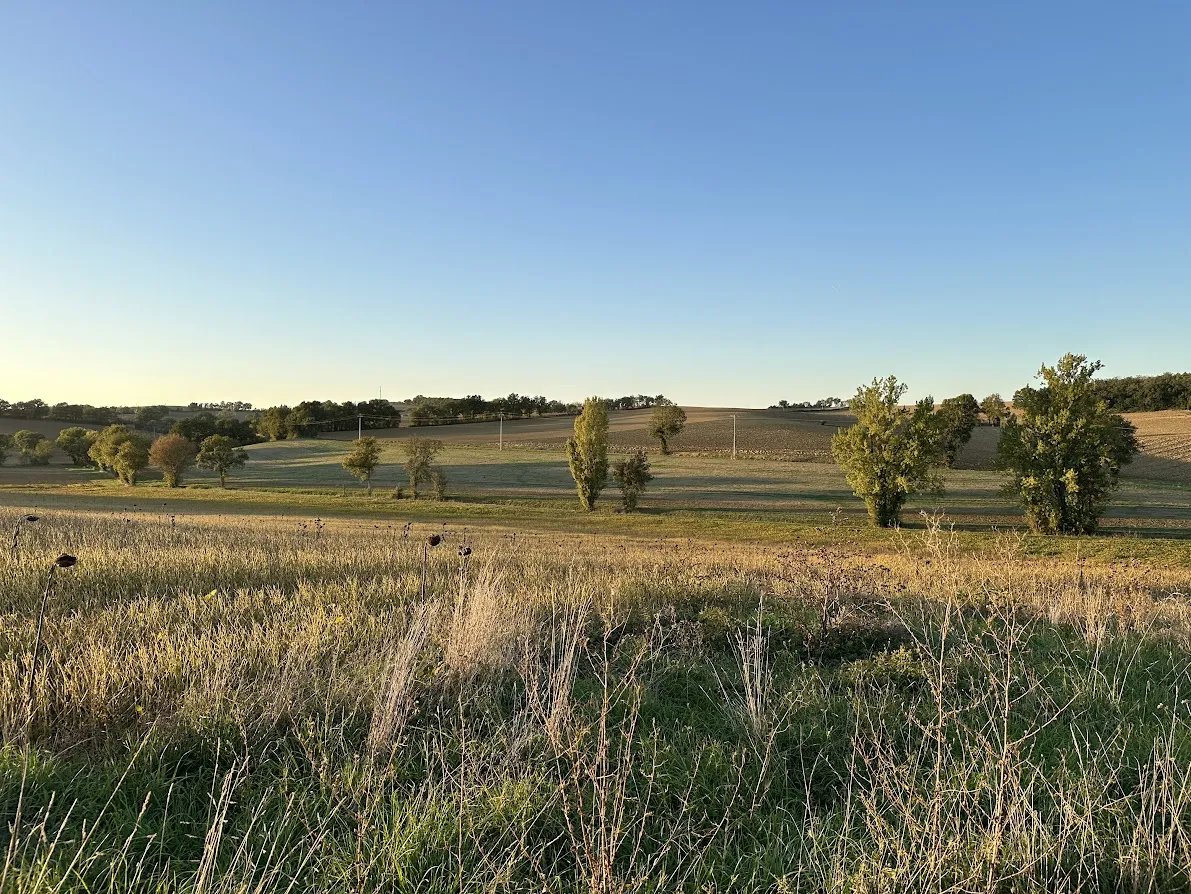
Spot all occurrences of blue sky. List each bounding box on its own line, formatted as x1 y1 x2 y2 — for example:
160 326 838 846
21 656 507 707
2 2 1188 408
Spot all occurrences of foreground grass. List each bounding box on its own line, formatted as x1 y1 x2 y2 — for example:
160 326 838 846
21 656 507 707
3 508 1191 891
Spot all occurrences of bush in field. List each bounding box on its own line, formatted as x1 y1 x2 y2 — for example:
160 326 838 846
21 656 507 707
56 427 99 466
612 449 653 512
0 433 11 466
196 434 249 487
935 394 980 467
343 437 382 494
430 467 448 501
88 425 152 483
832 377 943 527
566 397 609 511
149 433 199 487
981 393 1008 426
997 354 1139 535
648 405 687 454
402 438 443 499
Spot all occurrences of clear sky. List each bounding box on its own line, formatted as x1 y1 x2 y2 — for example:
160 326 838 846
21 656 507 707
2 2 1188 409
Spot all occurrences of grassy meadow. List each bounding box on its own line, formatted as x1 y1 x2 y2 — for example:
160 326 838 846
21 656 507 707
5 508 1191 892
3 409 1191 891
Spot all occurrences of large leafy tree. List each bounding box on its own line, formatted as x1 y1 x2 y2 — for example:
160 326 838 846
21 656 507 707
196 435 249 487
566 397 609 511
113 438 151 484
648 405 687 455
89 425 151 482
996 354 1138 535
56 427 99 466
935 393 981 467
831 377 943 527
149 433 198 487
343 437 383 494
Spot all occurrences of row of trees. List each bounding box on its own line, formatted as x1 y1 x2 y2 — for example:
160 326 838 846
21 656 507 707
770 397 848 409
0 425 251 487
1092 372 1191 412
0 399 123 424
255 399 402 439
832 354 1138 534
402 393 674 426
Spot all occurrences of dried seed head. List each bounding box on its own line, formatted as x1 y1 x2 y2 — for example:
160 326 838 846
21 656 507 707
427 534 442 547
53 554 78 568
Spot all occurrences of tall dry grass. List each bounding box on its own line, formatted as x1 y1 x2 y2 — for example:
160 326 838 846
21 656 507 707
3 506 1191 891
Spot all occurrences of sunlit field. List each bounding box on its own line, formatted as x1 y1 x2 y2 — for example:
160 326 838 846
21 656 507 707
5 507 1191 892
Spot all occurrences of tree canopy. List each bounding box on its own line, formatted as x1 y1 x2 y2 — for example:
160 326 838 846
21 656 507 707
997 354 1139 534
831 377 943 527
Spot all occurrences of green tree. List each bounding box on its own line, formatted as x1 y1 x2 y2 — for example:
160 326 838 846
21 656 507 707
89 425 141 477
12 430 44 460
612 449 653 512
648 405 687 455
566 397 609 511
996 354 1139 535
0 433 12 466
935 393 980 467
285 406 312 439
831 377 943 527
56 427 99 466
402 438 443 498
981 393 1008 426
342 437 383 494
113 437 151 484
149 433 198 487
256 407 290 441
196 434 249 487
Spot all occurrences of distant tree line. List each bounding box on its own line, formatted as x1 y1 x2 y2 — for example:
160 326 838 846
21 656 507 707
187 400 254 411
254 399 401 440
1091 373 1191 412
402 393 672 427
769 397 849 410
0 399 122 425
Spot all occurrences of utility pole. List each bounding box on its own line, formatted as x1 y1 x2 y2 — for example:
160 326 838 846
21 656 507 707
731 414 736 460
499 414 503 451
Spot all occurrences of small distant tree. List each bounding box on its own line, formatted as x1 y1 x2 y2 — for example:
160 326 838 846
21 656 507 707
56 427 99 466
0 433 11 466
196 434 249 487
831 377 943 527
935 393 981 467
342 437 383 494
430 467 448 501
402 438 443 498
981 393 1008 426
566 397 609 511
612 449 653 512
113 437 151 484
149 433 198 487
997 354 1139 535
648 405 687 455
